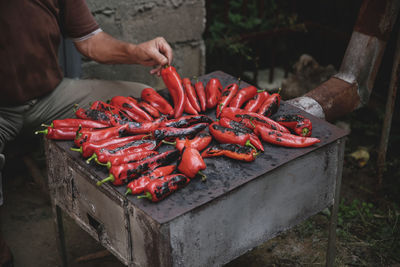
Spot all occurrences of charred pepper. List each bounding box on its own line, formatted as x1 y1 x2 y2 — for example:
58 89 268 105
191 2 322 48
141 87 174 116
201 143 258 162
74 124 128 147
162 131 212 152
153 122 208 142
257 91 281 117
274 114 312 137
160 114 213 128
216 80 239 118
110 96 153 121
177 145 206 181
244 91 269 112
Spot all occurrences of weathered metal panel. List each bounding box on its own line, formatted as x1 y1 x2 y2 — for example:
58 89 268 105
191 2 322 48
167 139 344 267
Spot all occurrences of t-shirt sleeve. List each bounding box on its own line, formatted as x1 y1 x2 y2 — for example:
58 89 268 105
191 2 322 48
62 0 100 39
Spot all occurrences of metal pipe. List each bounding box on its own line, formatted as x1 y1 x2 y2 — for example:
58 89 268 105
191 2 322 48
288 0 400 121
377 27 400 186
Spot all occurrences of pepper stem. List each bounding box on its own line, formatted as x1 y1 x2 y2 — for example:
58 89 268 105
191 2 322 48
137 191 152 200
35 129 48 135
198 171 207 182
70 147 82 154
301 128 310 137
161 140 176 146
95 158 111 169
41 123 52 128
125 188 132 196
86 153 97 164
96 174 115 186
245 139 257 151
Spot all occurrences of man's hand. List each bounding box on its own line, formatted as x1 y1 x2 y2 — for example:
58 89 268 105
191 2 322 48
132 37 173 76
74 32 173 76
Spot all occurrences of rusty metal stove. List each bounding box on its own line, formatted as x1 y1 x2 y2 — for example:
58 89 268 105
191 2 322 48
46 71 348 267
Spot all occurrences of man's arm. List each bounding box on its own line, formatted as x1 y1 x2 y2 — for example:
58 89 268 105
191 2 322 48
73 31 173 75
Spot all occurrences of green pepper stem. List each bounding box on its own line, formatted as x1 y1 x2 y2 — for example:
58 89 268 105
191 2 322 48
86 153 97 164
198 171 207 182
245 139 257 151
125 188 132 196
137 191 152 200
35 129 48 135
70 147 82 154
96 175 115 186
161 140 176 146
95 158 111 169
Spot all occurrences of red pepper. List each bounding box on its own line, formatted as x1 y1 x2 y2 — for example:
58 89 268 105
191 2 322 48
208 122 263 151
43 118 108 129
74 124 128 147
220 107 290 133
97 150 159 169
274 114 313 137
141 87 174 116
254 124 320 148
75 108 113 126
201 143 258 162
229 85 258 109
97 149 180 186
161 65 185 118
137 174 190 202
137 101 161 118
205 78 222 109
70 134 149 158
183 93 199 115
125 165 176 195
183 78 201 112
87 139 157 165
216 81 239 118
194 78 207 112
110 116 165 135
90 100 133 122
153 122 208 142
160 115 213 128
162 131 212 152
244 91 269 112
35 127 78 140
110 96 153 121
177 145 206 180
257 92 281 117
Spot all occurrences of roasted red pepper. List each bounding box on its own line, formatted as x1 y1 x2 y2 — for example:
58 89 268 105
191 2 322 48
162 131 212 152
254 124 320 148
153 122 208 142
35 127 78 140
141 87 174 116
201 143 258 162
220 107 290 133
258 92 281 117
125 165 176 195
274 114 313 137
183 78 201 113
87 139 157 165
194 78 207 112
110 116 164 135
229 85 258 109
97 150 159 169
70 134 149 158
208 122 263 151
43 118 108 129
161 65 185 118
137 174 190 202
110 96 153 121
74 124 128 147
205 78 222 109
216 81 239 118
160 114 213 128
90 100 133 122
75 108 113 126
137 100 161 118
244 91 269 112
177 145 206 180
183 93 199 115
97 149 180 186
218 117 253 134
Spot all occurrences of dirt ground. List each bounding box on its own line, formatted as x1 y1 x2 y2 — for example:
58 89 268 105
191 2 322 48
0 97 399 267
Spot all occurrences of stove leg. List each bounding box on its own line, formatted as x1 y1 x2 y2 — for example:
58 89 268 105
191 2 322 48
326 139 345 267
52 204 68 267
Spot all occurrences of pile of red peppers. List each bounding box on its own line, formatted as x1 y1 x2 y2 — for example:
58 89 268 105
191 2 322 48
36 66 321 203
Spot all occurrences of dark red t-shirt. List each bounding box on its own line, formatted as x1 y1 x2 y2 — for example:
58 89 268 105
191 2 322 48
0 0 99 106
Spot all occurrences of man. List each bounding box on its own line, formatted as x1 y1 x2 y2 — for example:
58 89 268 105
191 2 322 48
0 0 173 265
